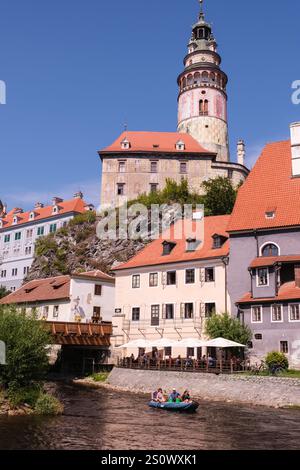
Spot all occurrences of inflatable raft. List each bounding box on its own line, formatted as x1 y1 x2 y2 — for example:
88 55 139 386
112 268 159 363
148 400 199 413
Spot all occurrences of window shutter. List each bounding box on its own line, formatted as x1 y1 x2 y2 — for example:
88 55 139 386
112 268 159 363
180 303 185 319
162 304 166 319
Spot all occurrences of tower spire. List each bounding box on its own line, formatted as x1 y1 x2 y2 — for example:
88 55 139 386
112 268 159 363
199 0 204 19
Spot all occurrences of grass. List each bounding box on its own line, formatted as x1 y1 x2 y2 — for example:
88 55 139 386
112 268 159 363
90 372 109 383
5 385 63 415
240 369 300 378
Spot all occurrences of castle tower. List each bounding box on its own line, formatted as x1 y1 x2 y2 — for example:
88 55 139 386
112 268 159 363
177 0 229 161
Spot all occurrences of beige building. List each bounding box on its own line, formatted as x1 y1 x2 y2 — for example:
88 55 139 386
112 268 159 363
99 4 249 208
112 215 231 359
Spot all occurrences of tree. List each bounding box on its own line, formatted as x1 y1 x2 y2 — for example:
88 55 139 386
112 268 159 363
202 176 237 216
0 286 11 299
205 313 252 345
0 306 52 389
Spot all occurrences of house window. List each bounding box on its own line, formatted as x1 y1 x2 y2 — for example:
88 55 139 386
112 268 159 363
254 333 263 340
251 306 263 323
15 232 21 241
185 269 195 284
166 271 176 286
1 270 6 278
94 284 102 296
92 306 102 323
42 306 49 319
4 235 10 243
23 266 30 275
37 226 45 236
163 304 174 320
289 304 300 321
49 224 57 234
132 307 140 322
118 161 126 173
26 229 33 238
271 305 283 322
187 348 194 358
205 267 215 282
162 241 176 256
280 341 289 354
12 268 18 277
132 275 140 289
150 183 158 193
205 303 216 318
150 161 158 173
53 306 59 318
183 303 194 319
257 268 269 286
186 238 201 252
149 273 158 287
151 305 160 326
164 347 172 357
117 183 125 196
180 162 187 174
261 243 279 257
25 246 32 255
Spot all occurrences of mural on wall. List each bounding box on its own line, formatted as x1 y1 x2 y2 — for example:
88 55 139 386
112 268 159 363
71 296 86 322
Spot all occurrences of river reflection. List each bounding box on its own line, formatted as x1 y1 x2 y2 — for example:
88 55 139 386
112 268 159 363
0 383 299 450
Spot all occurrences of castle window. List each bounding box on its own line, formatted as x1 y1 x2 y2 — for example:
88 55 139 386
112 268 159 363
280 341 289 354
150 161 158 173
117 183 125 196
199 100 208 116
202 71 209 82
150 183 158 193
121 138 130 150
180 162 187 174
204 100 209 114
118 161 126 173
261 243 279 257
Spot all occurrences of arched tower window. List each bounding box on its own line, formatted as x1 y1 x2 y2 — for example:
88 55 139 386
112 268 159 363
187 74 193 86
204 100 209 115
182 77 187 88
202 71 209 82
194 72 201 85
199 100 209 116
261 243 280 257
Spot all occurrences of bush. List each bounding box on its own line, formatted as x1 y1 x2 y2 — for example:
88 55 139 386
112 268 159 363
34 393 64 415
69 211 96 227
0 306 52 389
7 384 41 408
202 176 238 215
91 372 109 382
205 313 252 345
265 351 289 371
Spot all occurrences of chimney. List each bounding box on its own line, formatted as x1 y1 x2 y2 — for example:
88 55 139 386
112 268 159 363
74 191 83 199
291 122 300 177
35 202 44 209
295 265 300 288
52 197 63 206
237 139 246 166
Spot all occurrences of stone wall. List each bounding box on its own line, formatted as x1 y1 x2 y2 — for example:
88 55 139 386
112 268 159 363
107 368 300 408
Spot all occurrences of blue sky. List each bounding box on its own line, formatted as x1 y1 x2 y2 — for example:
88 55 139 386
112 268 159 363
0 0 299 210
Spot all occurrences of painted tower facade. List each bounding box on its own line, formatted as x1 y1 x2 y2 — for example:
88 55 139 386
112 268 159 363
177 2 229 162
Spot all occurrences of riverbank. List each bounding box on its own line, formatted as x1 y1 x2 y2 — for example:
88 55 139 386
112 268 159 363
74 368 300 409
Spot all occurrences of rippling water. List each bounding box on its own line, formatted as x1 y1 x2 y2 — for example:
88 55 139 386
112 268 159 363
0 383 299 450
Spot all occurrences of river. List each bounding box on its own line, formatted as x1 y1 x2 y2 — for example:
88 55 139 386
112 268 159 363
0 383 299 450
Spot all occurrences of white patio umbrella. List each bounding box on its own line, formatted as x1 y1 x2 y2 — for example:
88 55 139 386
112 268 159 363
203 337 246 348
151 338 178 348
177 338 205 348
116 339 153 349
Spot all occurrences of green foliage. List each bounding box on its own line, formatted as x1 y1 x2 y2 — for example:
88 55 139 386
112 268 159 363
7 384 41 408
69 211 96 227
0 286 11 299
35 235 58 257
265 351 289 371
205 313 252 345
0 306 52 389
202 177 237 216
91 372 109 382
129 179 204 209
34 393 64 415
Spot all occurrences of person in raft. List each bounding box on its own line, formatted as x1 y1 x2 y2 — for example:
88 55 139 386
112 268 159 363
181 390 191 402
168 388 181 403
152 388 166 402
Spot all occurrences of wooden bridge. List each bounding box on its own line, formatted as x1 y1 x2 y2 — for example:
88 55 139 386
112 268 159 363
45 321 112 346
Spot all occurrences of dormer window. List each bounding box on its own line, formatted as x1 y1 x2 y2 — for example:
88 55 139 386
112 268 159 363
121 138 130 150
186 238 201 252
52 205 59 215
176 140 185 151
212 234 227 249
29 211 35 221
265 207 276 219
153 144 160 149
162 241 176 256
13 216 18 225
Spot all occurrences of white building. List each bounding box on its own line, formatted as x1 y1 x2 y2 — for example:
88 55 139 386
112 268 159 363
0 270 115 323
112 215 231 359
0 193 93 292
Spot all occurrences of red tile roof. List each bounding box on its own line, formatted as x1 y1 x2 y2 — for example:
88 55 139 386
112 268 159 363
227 140 300 232
0 197 89 230
238 281 300 304
72 270 115 283
100 131 214 155
250 255 300 269
0 276 71 305
114 215 230 271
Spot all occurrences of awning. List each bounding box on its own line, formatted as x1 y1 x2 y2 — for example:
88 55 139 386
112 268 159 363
116 339 153 349
203 337 246 348
151 338 178 348
176 338 205 348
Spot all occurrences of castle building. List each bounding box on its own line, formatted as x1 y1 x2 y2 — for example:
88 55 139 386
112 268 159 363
99 3 249 208
0 193 94 292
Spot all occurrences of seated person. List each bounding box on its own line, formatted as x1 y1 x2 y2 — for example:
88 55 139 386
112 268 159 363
181 390 191 402
175 355 181 367
152 389 158 401
169 388 181 403
156 388 166 403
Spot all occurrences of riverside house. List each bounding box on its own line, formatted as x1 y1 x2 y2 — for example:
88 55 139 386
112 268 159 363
112 215 231 359
227 123 300 368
